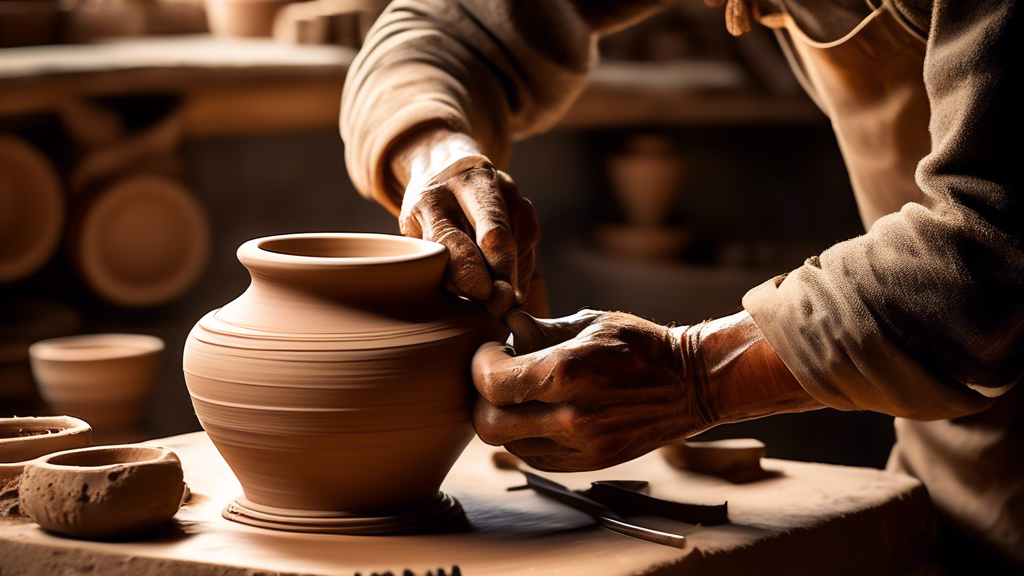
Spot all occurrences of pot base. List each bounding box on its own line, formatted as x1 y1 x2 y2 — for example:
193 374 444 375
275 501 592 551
222 491 466 535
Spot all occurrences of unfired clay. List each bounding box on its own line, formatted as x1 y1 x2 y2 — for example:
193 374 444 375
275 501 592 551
205 0 294 37
28 334 164 434
660 438 769 483
19 444 185 539
0 416 92 517
183 233 505 533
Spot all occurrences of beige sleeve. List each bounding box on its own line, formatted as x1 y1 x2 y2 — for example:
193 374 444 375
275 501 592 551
339 0 671 214
744 0 1021 420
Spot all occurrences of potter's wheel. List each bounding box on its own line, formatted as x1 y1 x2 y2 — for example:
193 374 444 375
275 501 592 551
223 491 465 535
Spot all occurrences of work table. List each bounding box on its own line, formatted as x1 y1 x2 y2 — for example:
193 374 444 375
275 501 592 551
0 431 936 575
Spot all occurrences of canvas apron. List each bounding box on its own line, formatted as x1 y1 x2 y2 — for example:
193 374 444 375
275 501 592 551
773 0 929 230
772 2 1024 561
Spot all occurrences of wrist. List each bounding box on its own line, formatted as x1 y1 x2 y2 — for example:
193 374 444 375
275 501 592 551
674 311 822 431
389 126 486 193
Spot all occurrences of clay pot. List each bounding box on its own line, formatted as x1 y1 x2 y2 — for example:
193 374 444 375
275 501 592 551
205 0 292 37
183 233 504 533
0 0 60 47
606 134 685 228
0 416 92 485
660 438 768 483
0 135 65 284
29 334 164 434
70 174 211 308
19 444 185 539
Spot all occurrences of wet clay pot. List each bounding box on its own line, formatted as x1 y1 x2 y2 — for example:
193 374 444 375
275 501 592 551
29 334 164 435
183 233 504 533
19 445 185 539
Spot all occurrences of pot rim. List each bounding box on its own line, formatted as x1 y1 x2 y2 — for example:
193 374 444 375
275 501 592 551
0 416 92 457
238 233 446 271
29 333 164 363
31 444 177 472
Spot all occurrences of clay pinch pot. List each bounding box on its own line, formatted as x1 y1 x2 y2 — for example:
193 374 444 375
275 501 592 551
660 438 770 483
28 334 164 435
1 416 93 518
19 445 185 539
183 233 506 534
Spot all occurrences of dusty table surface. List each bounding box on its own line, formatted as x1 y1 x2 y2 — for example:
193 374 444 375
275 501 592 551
0 431 934 576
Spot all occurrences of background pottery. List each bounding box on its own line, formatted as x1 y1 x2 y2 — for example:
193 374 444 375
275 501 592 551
70 174 210 308
183 233 505 532
0 135 65 284
29 334 164 436
204 0 292 37
19 444 185 539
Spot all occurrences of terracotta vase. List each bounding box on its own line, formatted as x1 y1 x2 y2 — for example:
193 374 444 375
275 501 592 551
0 135 64 284
0 416 93 486
28 334 164 436
183 233 504 534
70 174 211 308
20 444 185 538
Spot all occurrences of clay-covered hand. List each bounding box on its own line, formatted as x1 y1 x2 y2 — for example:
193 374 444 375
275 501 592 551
471 309 821 472
390 128 539 317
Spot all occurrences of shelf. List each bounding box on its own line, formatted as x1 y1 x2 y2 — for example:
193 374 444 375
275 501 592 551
0 35 823 136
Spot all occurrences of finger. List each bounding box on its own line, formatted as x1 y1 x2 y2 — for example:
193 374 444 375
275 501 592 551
409 203 492 301
453 168 518 293
503 437 579 460
531 309 604 347
499 175 540 304
482 280 516 319
473 397 577 446
472 341 574 405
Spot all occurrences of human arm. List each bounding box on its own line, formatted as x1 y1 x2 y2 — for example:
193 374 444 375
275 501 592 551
472 309 823 472
340 0 671 310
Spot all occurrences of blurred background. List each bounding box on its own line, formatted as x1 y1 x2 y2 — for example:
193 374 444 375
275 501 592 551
0 0 894 466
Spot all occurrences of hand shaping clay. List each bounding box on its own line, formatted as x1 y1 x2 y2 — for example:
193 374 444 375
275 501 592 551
183 233 506 534
0 416 93 517
19 444 185 539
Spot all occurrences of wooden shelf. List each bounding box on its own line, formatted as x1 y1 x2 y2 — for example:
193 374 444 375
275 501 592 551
0 35 823 136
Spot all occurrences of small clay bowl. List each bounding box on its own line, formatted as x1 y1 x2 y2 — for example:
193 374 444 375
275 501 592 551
660 438 767 483
0 416 93 485
19 444 185 539
29 334 164 433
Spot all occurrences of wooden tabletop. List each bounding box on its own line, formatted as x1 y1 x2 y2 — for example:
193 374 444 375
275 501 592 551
0 431 936 575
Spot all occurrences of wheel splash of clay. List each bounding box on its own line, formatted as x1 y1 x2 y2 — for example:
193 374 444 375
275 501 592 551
183 233 506 534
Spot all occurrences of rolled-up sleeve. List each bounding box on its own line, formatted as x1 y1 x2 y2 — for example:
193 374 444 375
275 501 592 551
340 0 670 213
744 0 1023 420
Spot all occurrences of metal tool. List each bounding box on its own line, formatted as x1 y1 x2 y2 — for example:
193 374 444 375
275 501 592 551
519 469 687 548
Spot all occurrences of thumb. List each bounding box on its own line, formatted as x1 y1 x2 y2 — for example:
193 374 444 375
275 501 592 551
507 309 604 354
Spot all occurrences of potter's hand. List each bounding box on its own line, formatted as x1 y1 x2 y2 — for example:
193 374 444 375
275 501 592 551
390 127 539 317
471 310 822 472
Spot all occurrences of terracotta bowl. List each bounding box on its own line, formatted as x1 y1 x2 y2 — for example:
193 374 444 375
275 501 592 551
0 135 65 284
19 445 185 539
29 334 164 433
71 175 210 308
0 416 93 485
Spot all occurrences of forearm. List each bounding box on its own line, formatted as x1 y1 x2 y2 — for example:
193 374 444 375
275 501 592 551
389 126 484 193
674 311 823 432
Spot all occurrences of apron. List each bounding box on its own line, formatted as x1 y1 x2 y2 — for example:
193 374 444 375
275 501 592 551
770 2 1024 564
773 0 929 230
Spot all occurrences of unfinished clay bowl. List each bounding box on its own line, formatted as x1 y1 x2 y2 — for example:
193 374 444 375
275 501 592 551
0 416 93 486
19 445 185 539
0 135 64 284
205 0 293 37
71 174 210 308
183 233 505 534
29 334 164 434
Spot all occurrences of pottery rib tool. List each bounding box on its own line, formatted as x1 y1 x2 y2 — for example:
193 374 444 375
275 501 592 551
492 451 687 548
